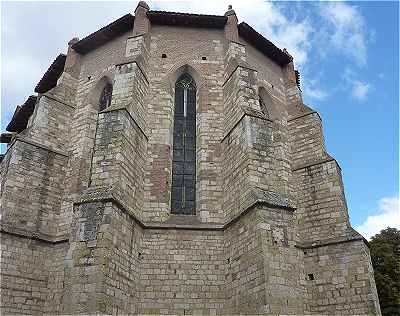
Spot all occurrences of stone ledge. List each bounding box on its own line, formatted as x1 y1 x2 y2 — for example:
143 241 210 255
0 226 69 245
221 110 272 143
0 193 295 241
8 136 68 157
99 106 148 140
292 156 336 172
42 93 76 109
287 110 322 122
74 189 295 231
228 40 246 47
222 63 257 87
115 59 149 84
295 235 368 250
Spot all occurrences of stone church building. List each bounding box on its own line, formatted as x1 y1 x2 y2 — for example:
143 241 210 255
0 2 381 315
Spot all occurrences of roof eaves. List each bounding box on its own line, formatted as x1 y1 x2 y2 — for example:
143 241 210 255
72 14 135 54
34 54 66 94
147 10 227 28
0 132 13 144
238 22 292 67
6 96 38 133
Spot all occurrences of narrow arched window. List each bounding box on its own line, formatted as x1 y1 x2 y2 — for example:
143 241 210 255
259 88 272 119
171 74 196 215
99 83 113 111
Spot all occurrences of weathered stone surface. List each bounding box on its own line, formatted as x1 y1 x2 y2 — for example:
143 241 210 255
0 3 380 315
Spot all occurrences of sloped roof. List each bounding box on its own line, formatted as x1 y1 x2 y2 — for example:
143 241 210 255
237 22 292 66
0 132 13 144
35 54 66 93
6 96 38 133
72 14 135 54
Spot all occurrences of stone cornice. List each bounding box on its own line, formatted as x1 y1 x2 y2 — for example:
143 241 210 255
221 110 272 143
6 136 68 157
115 59 149 84
99 106 148 140
222 63 257 87
287 110 321 122
292 156 336 172
74 188 295 232
42 92 76 109
0 226 69 245
295 235 368 250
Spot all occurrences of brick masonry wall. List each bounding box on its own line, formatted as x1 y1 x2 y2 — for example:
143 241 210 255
143 26 226 223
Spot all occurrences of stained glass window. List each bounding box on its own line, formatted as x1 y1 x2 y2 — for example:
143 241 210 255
99 83 113 111
171 74 196 215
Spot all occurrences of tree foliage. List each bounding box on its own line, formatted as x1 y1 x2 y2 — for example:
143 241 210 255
369 227 400 315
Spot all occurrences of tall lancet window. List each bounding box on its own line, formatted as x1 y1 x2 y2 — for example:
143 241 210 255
171 74 196 215
99 83 113 111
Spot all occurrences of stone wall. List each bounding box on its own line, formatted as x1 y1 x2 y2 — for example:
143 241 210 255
90 109 147 216
289 112 327 167
0 7 381 315
139 229 225 314
224 205 307 314
25 95 74 153
0 233 68 315
293 159 352 243
62 201 142 314
303 240 381 314
1 141 67 238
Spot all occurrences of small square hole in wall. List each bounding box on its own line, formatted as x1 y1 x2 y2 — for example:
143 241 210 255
308 273 315 281
161 53 167 58
201 56 207 60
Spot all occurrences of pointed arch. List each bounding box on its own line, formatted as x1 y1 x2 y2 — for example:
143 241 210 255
167 64 203 92
99 83 113 111
86 76 114 111
258 86 283 120
258 86 273 118
171 72 197 215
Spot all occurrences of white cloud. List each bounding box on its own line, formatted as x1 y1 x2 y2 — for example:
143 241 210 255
304 87 328 101
302 75 329 101
356 196 400 240
320 2 367 66
351 80 370 100
342 68 371 101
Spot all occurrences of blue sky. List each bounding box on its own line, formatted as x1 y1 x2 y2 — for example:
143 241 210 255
1 1 398 238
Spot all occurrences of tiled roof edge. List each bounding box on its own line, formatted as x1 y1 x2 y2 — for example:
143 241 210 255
6 95 38 133
34 54 66 94
72 14 135 54
238 22 292 67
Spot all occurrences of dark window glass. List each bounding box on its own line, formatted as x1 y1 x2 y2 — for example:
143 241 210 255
99 83 113 111
259 94 271 118
171 74 196 215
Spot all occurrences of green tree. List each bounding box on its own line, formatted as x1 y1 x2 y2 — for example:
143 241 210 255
369 227 400 316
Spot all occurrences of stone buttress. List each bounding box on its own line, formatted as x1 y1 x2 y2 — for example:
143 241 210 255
0 2 381 315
